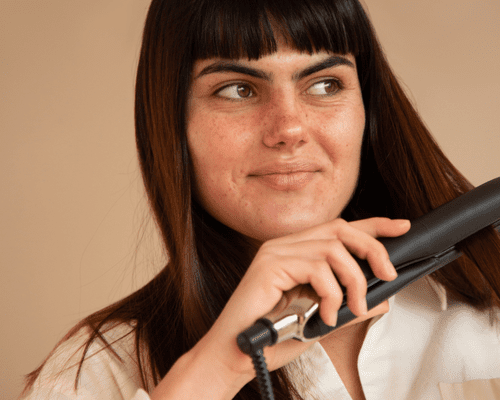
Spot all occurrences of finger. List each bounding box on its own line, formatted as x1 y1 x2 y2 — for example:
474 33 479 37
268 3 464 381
349 217 411 238
258 248 353 326
270 218 410 249
246 252 344 322
263 238 377 317
271 239 369 320
331 224 398 281
320 239 368 317
264 218 352 245
307 261 345 326
325 300 391 339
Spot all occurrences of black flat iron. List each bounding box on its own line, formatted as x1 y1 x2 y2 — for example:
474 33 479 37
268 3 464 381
237 176 500 400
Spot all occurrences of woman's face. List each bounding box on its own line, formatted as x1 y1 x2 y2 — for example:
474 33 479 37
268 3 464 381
186 44 365 242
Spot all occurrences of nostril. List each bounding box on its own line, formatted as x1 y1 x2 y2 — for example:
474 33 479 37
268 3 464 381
262 122 307 149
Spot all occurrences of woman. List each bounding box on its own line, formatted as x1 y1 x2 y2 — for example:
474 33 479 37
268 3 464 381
20 0 500 399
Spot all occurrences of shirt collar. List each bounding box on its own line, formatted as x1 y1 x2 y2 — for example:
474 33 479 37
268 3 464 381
368 276 448 330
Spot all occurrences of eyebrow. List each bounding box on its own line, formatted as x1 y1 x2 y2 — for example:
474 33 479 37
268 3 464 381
195 55 355 81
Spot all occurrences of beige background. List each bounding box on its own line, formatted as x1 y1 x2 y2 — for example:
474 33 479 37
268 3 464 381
1 1 498 398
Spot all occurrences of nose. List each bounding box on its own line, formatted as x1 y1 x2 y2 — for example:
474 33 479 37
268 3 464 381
261 94 308 150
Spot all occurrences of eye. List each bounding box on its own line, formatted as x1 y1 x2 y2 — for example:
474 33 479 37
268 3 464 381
306 79 342 96
216 83 253 100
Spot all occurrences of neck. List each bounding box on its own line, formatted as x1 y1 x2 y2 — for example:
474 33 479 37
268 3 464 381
319 318 370 361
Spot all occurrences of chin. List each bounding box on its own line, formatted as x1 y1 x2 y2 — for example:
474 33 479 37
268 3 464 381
244 213 335 242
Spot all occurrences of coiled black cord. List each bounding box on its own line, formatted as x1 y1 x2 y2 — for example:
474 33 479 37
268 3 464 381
249 348 273 400
236 319 278 400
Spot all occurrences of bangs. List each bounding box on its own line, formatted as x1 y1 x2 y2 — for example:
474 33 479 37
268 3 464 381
189 0 370 60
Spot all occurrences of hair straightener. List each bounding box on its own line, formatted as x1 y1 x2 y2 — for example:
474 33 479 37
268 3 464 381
237 176 500 400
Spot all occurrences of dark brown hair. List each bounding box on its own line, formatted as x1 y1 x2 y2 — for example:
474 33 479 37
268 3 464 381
23 0 500 398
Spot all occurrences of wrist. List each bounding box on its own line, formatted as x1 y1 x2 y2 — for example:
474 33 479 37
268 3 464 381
151 346 252 400
185 339 254 399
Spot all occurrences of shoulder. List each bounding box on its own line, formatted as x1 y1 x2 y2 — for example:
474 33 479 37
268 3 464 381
436 298 500 371
391 277 500 379
21 321 149 399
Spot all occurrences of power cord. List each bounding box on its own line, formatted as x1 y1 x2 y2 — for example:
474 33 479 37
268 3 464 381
237 319 278 400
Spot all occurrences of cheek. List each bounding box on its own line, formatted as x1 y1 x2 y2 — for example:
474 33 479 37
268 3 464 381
318 100 365 162
187 110 253 199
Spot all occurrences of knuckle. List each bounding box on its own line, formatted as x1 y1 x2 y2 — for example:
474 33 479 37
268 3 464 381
342 272 362 289
373 240 390 259
335 218 348 229
323 240 344 261
328 288 343 307
332 290 344 310
325 238 342 250
344 269 367 290
259 239 276 251
333 296 344 310
312 259 327 271
366 238 387 257
329 218 347 231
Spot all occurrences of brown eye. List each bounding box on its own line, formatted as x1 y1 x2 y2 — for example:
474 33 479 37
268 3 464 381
237 85 251 98
323 81 337 94
307 79 342 96
217 83 254 99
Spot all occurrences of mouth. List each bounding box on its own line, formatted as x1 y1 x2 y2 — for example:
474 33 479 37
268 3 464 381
249 160 322 176
250 171 317 191
248 161 322 191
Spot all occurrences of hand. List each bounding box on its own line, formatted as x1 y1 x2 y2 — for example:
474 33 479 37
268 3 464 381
154 217 411 399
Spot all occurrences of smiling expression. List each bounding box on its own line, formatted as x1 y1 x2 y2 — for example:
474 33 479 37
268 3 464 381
186 44 365 242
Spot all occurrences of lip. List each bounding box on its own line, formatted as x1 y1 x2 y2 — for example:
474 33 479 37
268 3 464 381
249 161 322 176
248 161 322 191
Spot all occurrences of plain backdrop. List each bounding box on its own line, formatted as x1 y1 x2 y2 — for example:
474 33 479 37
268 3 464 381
1 1 499 398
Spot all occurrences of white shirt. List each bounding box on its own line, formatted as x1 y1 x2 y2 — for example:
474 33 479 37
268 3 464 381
286 277 500 399
20 277 500 400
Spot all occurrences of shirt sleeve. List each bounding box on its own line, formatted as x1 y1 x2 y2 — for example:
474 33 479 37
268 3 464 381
20 388 151 400
20 325 151 400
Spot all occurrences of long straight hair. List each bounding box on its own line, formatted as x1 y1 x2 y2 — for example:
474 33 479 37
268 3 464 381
23 0 500 399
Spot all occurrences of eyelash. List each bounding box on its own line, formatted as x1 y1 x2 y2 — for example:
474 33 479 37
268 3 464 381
214 78 343 101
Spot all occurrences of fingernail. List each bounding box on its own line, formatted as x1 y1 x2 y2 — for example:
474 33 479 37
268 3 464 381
386 260 398 279
360 299 368 315
329 312 338 327
398 219 411 228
